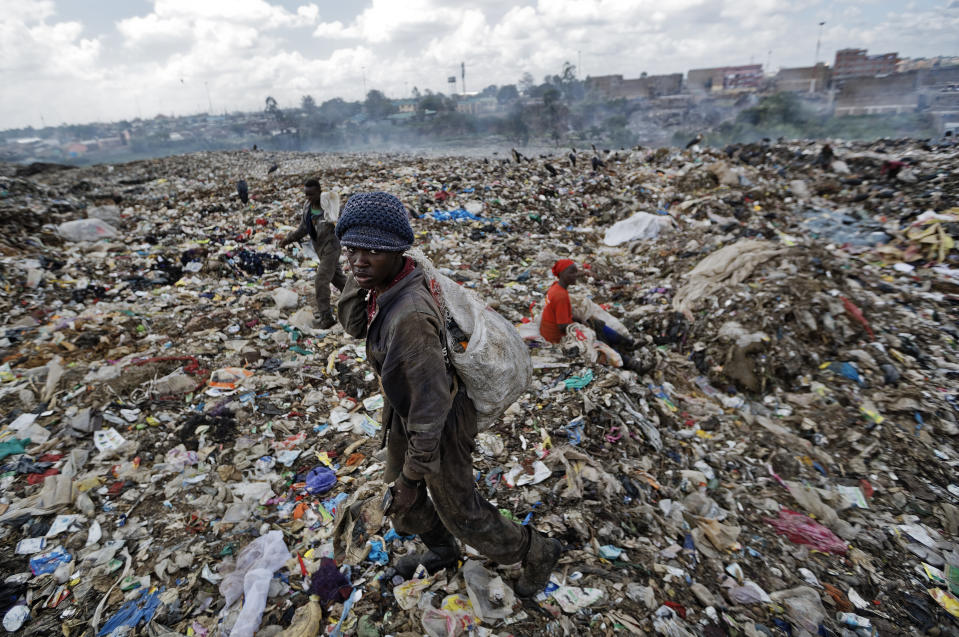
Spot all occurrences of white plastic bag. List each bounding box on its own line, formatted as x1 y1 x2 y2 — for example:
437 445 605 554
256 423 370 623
220 530 291 637
603 211 674 246
426 259 533 430
58 218 118 242
462 560 516 622
569 294 629 337
271 287 298 310
320 189 341 223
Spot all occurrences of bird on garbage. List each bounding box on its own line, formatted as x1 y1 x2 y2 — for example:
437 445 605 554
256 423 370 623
511 148 525 164
544 163 558 177
568 151 576 167
236 179 249 204
685 133 703 149
590 155 605 171
268 163 279 174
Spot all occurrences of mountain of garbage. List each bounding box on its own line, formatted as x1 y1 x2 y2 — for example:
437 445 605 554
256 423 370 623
1 138 958 637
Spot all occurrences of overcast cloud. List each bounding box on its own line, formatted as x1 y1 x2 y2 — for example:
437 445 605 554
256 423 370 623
2 0 958 129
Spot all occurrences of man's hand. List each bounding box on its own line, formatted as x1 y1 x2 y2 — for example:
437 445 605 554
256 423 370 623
277 237 289 248
388 473 422 518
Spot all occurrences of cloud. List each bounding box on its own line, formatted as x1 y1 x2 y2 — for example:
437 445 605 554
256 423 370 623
0 0 101 79
118 0 318 47
1 0 958 129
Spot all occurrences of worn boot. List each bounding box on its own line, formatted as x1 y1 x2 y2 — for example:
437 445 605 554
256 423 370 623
316 309 336 330
515 531 562 598
394 526 460 579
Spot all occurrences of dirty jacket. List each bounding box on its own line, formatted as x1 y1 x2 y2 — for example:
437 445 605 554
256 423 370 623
338 265 457 481
286 201 339 254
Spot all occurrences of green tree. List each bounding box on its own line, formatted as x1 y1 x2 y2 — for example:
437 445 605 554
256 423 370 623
364 89 396 119
318 98 360 124
518 72 535 96
418 93 454 113
301 95 317 113
497 84 519 103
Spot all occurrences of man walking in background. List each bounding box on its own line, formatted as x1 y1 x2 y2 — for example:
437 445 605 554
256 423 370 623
279 179 346 328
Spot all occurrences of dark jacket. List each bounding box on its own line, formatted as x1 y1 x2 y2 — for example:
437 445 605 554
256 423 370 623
285 201 339 254
338 266 456 481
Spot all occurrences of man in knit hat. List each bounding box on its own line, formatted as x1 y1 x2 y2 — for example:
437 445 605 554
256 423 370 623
335 191 561 597
278 179 346 329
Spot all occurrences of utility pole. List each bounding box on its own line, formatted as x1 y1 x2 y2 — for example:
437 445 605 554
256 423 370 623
815 21 825 66
204 81 213 113
461 62 466 95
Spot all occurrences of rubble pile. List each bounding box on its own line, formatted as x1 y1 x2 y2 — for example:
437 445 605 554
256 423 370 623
0 139 958 636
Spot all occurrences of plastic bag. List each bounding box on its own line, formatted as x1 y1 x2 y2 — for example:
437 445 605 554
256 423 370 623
462 560 516 622
561 324 623 368
421 594 477 637
603 211 675 246
769 586 826 633
569 294 630 338
272 287 298 310
208 367 254 390
765 509 848 554
409 249 532 430
219 530 291 637
58 218 118 242
320 190 341 223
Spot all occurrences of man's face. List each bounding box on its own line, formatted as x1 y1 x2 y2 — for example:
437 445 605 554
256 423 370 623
559 264 578 286
305 185 321 203
345 246 404 291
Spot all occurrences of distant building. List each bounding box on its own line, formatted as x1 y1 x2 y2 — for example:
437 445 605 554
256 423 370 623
834 71 919 116
920 65 959 133
775 64 831 93
64 143 88 157
393 99 417 113
455 96 498 115
687 65 763 94
586 73 683 99
833 49 898 81
898 56 959 73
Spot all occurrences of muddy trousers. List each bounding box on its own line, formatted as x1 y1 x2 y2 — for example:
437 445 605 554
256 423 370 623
313 242 346 313
384 389 532 565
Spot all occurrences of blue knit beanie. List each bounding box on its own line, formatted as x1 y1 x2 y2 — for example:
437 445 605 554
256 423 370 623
335 192 414 252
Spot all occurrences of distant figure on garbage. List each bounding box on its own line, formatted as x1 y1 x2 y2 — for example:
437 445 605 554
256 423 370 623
540 259 650 373
685 133 703 150
278 179 346 329
540 259 578 344
335 192 561 598
236 179 249 204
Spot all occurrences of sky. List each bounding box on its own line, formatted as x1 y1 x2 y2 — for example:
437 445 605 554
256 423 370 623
2 0 958 130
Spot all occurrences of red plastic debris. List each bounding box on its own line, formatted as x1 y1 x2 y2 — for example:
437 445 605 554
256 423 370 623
765 509 848 554
840 296 875 340
26 468 59 485
663 601 686 619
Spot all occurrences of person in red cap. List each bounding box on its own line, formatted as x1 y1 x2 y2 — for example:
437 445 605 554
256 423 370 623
540 259 651 372
540 259 578 344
